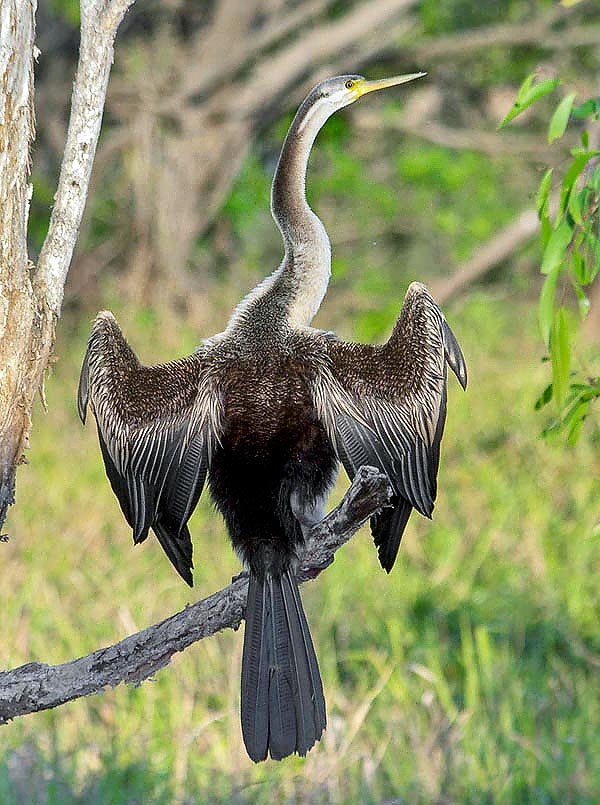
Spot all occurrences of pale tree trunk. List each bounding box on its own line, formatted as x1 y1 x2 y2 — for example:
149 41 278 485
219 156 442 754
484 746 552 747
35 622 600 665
0 0 133 530
0 0 41 525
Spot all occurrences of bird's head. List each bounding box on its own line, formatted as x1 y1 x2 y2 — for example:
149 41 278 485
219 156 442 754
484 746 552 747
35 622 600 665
311 72 425 113
293 72 425 137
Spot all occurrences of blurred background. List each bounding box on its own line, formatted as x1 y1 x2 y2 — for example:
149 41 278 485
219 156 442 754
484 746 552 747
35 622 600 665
2 0 600 801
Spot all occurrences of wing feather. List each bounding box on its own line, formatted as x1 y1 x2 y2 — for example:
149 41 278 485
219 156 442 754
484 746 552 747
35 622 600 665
78 311 219 585
313 282 466 572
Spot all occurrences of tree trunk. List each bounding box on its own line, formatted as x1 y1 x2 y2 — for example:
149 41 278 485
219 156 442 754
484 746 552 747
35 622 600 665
0 0 52 527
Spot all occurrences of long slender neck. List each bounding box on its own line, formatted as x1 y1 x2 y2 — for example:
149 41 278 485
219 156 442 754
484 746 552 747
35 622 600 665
225 94 334 335
268 98 334 327
271 98 330 244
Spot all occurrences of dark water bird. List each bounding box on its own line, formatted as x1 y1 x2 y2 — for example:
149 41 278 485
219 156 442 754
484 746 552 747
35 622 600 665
78 72 467 763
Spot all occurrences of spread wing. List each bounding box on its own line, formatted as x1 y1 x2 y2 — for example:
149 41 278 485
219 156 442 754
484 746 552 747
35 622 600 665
313 282 467 572
78 311 220 586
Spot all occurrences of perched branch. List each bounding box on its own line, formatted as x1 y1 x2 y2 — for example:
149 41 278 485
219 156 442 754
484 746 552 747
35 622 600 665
0 466 393 725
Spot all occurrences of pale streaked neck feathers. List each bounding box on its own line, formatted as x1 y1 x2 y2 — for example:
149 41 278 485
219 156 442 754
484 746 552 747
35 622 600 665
227 88 334 333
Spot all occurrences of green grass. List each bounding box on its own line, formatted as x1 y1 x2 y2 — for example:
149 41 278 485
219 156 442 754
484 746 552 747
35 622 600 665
1 286 599 802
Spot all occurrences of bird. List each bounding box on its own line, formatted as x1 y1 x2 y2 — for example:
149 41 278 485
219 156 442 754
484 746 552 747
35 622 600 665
78 72 467 763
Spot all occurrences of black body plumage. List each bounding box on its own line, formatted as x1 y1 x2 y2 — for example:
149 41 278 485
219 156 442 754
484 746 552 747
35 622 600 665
207 335 336 760
78 73 467 763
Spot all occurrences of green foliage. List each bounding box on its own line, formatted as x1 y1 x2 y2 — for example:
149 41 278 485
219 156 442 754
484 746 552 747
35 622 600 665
498 74 560 128
420 0 542 36
395 142 525 259
48 0 80 27
500 74 600 442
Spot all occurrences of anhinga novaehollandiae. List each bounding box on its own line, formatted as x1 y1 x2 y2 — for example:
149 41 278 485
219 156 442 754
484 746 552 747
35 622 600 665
78 73 467 763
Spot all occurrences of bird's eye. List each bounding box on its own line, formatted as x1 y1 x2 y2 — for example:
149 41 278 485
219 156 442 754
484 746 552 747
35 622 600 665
345 80 354 89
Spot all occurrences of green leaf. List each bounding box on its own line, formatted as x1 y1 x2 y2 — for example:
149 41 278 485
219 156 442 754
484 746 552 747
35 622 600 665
573 281 590 319
587 232 600 283
534 383 553 410
572 246 586 284
567 185 583 225
567 400 590 445
550 308 570 409
572 98 600 119
498 75 559 128
581 128 589 148
538 263 560 345
581 242 599 285
569 148 600 158
536 168 553 218
559 154 593 215
540 213 553 248
548 93 576 143
541 221 572 275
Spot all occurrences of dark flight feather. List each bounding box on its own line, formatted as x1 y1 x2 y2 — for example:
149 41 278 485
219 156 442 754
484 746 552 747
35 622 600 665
78 311 213 585
314 282 467 571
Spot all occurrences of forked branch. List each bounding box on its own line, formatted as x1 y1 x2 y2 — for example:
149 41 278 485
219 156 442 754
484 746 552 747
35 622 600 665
0 466 393 725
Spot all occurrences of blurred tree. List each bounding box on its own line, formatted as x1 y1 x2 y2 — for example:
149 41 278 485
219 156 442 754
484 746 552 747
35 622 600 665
32 0 600 315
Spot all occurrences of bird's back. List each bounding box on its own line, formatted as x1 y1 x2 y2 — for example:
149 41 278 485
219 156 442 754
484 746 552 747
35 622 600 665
207 333 337 576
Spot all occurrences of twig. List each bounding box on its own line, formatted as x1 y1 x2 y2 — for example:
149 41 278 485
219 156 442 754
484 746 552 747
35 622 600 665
0 466 393 725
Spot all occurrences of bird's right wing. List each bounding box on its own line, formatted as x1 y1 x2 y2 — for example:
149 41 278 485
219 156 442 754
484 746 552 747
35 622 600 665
312 282 467 572
78 311 221 585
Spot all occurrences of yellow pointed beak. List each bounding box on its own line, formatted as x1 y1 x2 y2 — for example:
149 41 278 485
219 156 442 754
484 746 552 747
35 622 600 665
354 72 426 98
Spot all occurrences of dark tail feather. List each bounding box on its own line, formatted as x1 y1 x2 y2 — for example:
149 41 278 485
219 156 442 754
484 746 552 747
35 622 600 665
241 570 326 762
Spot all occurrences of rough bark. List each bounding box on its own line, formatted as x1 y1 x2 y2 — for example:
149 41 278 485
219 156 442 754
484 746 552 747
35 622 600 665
0 0 134 530
0 0 41 525
0 465 393 724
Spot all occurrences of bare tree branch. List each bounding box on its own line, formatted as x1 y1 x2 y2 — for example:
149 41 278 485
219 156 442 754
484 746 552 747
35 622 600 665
357 111 561 158
100 0 419 305
0 466 393 725
34 0 135 317
431 191 561 304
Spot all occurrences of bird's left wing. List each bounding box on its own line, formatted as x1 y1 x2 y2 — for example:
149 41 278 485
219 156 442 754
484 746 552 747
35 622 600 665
312 282 467 572
78 311 221 585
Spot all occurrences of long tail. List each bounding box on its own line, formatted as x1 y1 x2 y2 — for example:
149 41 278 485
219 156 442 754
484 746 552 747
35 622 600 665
241 569 326 762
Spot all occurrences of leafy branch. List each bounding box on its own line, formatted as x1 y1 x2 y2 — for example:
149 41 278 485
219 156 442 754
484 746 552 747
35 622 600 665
500 74 600 443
